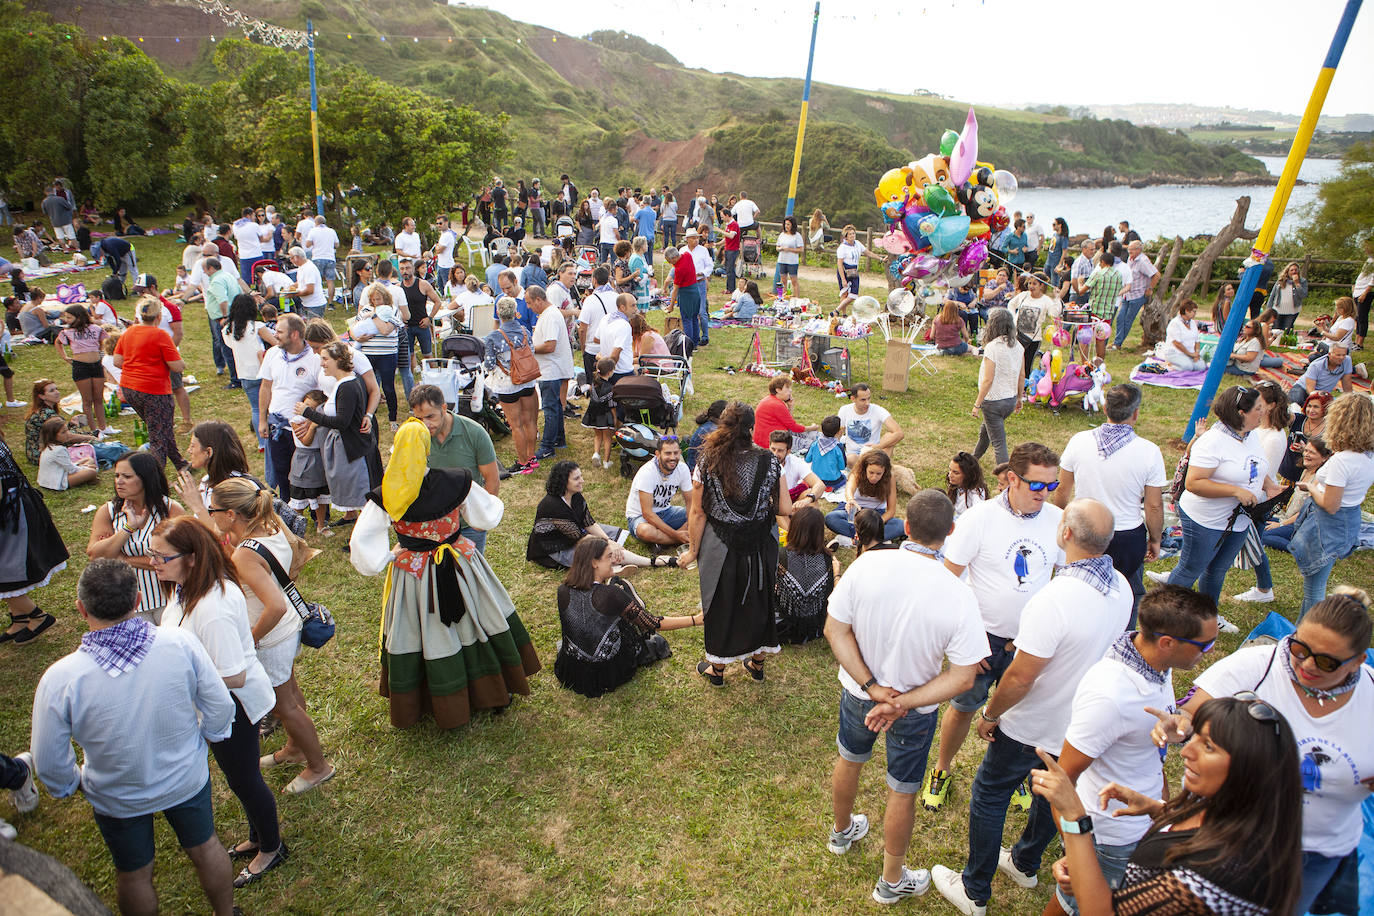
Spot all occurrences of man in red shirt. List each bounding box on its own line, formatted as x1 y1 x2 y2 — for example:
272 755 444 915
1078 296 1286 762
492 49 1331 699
721 218 741 295
667 245 702 346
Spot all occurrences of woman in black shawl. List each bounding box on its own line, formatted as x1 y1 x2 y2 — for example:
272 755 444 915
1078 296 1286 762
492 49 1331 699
680 402 791 685
525 460 672 570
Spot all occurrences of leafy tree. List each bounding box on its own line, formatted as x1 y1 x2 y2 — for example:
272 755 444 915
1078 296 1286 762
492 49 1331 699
1297 141 1374 258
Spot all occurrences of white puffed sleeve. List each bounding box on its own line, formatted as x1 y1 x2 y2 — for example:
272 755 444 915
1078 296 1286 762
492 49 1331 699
460 483 505 531
349 501 393 576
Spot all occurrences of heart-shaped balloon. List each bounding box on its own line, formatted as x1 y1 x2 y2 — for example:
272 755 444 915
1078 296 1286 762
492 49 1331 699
928 215 971 257
957 238 988 276
939 129 959 158
922 185 959 218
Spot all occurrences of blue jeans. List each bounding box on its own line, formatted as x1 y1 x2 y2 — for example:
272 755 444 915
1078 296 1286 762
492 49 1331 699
628 505 688 538
724 249 738 293
825 508 904 542
208 316 236 379
696 280 710 343
538 378 566 452
836 689 937 793
1113 295 1147 347
599 242 614 264
266 418 297 499
1295 848 1357 915
368 353 399 422
1301 560 1335 618
1167 507 1249 603
1261 522 1294 553
962 728 1061 904
678 283 702 346
241 379 264 448
460 524 488 555
1056 840 1138 915
661 221 677 247
951 634 1016 712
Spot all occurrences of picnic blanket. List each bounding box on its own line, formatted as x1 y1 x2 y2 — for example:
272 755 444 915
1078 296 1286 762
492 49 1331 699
22 260 105 281
1130 364 1210 389
1131 351 1371 394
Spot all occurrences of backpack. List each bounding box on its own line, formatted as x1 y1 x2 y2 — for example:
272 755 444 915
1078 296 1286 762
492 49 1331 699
101 276 126 301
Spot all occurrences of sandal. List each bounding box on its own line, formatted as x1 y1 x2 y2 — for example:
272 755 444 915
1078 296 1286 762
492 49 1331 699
649 555 679 568
697 660 725 687
232 843 289 888
259 749 305 770
8 610 56 646
744 657 766 682
284 766 336 795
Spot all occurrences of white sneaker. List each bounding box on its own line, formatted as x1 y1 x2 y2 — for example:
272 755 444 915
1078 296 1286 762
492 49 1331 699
873 866 931 904
1145 569 1171 584
827 812 869 854
826 534 854 550
1216 615 1240 634
4 400 24 408
11 751 38 813
1231 587 1275 604
591 452 601 464
932 865 987 916
99 427 122 438
997 847 1037 889
0 817 15 841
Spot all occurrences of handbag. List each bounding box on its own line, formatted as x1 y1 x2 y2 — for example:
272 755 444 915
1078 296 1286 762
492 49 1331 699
497 327 540 386
241 538 336 648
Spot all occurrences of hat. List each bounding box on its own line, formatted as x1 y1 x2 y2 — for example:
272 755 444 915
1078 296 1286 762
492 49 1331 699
685 228 699 239
134 273 156 289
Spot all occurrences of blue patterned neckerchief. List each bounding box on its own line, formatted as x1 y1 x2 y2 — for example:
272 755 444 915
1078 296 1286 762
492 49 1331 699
1279 636 1359 704
1106 631 1166 686
1056 555 1119 597
998 490 1041 520
1218 422 1247 443
79 617 156 678
901 541 944 561
813 436 841 456
1093 422 1137 459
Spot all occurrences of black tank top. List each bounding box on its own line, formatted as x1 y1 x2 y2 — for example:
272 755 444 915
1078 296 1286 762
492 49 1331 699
402 277 427 327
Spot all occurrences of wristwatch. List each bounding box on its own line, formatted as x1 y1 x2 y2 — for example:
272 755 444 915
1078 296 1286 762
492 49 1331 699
861 676 878 691
1059 814 1094 835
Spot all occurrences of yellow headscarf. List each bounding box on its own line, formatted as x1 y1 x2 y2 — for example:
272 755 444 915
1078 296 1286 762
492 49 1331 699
382 418 432 520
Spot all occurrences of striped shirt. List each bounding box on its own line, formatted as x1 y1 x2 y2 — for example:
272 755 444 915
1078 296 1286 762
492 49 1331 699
107 502 169 615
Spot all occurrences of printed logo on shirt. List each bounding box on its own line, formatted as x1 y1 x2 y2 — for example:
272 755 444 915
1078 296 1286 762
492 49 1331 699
1003 537 1051 590
846 419 875 445
1247 457 1260 485
1296 736 1360 796
651 480 680 510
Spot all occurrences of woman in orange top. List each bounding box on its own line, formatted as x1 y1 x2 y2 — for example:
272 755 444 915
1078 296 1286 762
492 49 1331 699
113 297 187 470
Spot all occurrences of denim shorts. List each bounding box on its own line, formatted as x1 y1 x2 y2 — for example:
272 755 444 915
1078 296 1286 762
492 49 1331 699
92 778 215 872
1056 839 1138 914
836 689 937 794
313 257 337 281
950 634 1016 712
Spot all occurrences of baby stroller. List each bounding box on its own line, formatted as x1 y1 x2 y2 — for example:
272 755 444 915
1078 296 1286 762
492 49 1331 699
613 374 682 432
439 334 511 438
574 246 600 295
740 236 765 280
614 422 658 481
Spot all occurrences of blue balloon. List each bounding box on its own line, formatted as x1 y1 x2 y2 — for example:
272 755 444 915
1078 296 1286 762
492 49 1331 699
928 214 971 257
902 212 932 251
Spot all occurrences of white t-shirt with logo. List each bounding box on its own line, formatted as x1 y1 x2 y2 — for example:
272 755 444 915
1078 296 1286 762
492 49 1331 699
1065 653 1176 845
998 572 1132 750
626 459 694 520
307 224 340 260
829 547 989 712
1178 426 1268 530
943 498 1065 639
1195 645 1374 856
259 346 322 418
1314 449 1374 508
838 403 891 455
1060 430 1168 531
293 259 326 311
532 305 573 381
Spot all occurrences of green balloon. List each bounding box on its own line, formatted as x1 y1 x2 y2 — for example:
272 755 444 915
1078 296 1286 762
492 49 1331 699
939 129 959 158
922 184 959 217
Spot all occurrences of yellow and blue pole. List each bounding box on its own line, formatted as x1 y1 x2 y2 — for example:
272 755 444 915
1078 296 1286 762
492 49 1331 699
1184 0 1362 440
307 18 324 216
783 3 820 219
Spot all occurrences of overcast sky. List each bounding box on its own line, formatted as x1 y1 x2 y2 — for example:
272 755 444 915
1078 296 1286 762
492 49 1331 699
464 0 1372 116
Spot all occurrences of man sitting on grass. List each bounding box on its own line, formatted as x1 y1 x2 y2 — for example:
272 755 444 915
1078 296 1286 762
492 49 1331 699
625 436 693 549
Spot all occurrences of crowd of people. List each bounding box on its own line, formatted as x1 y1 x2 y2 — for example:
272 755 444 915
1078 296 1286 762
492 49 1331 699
2 179 1373 916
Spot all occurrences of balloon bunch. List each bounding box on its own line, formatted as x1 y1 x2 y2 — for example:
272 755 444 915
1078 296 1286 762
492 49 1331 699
1025 349 1093 410
874 108 1019 301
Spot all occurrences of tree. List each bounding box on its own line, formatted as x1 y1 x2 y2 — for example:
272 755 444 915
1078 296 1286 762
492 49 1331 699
1297 141 1374 259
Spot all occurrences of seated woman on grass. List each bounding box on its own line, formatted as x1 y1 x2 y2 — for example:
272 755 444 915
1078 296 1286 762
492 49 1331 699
825 449 904 546
721 281 763 321
36 417 99 491
527 460 676 571
554 536 702 698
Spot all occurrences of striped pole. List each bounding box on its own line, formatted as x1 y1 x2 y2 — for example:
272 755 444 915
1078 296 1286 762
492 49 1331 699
783 3 820 219
1184 0 1362 440
307 18 324 216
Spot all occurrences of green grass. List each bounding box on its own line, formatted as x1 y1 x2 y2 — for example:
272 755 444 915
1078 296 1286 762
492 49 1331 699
2 228 1371 914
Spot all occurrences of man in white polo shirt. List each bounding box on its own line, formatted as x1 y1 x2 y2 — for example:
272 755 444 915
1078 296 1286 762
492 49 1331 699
256 313 321 496
923 442 1065 813
932 499 1129 916
1046 585 1219 916
1057 382 1166 624
825 491 988 905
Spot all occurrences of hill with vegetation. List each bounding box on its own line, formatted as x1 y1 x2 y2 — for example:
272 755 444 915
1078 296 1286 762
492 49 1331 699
29 0 1270 225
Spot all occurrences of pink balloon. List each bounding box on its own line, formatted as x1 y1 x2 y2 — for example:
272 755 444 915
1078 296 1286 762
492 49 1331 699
877 229 913 255
902 253 943 280
949 108 979 186
957 238 988 276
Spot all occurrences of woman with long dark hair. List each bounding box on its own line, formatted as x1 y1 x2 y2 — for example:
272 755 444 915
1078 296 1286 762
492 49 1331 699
86 451 185 622
554 536 701 697
151 516 287 887
825 449 903 544
221 294 275 449
526 460 665 570
970 307 1024 465
54 304 108 436
679 402 791 685
773 506 837 644
1030 696 1302 916
685 400 726 471
945 451 988 519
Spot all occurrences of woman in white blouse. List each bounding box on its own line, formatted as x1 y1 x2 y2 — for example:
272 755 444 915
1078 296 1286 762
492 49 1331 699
152 516 287 888
970 308 1025 465
1164 298 1207 370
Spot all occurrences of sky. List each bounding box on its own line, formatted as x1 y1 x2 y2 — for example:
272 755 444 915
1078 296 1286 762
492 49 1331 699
462 0 1373 116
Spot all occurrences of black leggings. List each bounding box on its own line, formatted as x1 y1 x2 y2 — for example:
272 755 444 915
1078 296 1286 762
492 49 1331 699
210 698 281 853
1356 290 1372 342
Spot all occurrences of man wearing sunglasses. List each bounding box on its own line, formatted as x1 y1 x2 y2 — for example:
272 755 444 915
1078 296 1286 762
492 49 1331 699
921 443 1065 815
933 499 1128 915
1039 585 1219 916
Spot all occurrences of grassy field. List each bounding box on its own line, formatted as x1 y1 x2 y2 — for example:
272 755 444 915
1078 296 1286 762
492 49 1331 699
2 228 1371 915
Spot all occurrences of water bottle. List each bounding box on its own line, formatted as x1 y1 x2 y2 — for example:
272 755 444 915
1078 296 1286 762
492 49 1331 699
133 417 147 447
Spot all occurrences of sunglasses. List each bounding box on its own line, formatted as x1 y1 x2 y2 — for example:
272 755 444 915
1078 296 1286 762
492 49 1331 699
1288 637 1362 673
1233 691 1282 734
149 552 189 564
1151 631 1216 653
207 507 229 515
1020 478 1060 492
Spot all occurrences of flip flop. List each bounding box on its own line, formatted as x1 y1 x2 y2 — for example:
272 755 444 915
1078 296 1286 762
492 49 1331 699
283 766 336 795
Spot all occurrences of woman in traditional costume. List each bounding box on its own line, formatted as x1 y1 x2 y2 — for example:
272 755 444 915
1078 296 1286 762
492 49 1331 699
350 419 539 729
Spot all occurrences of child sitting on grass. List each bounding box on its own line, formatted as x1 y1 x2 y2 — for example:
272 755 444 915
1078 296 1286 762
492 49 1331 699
805 415 846 491
36 416 99 490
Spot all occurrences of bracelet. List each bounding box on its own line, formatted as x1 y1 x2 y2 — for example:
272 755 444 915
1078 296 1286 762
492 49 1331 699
861 676 878 691
980 708 1000 723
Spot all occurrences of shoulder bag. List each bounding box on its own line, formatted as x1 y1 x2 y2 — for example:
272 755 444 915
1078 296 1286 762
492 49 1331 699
498 327 540 386
241 538 336 648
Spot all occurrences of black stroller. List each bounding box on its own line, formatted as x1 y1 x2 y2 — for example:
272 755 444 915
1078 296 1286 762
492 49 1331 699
440 334 510 438
613 375 682 431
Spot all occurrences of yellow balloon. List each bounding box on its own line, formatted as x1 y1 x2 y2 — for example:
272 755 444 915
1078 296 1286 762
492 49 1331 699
1050 349 1064 382
874 167 912 207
